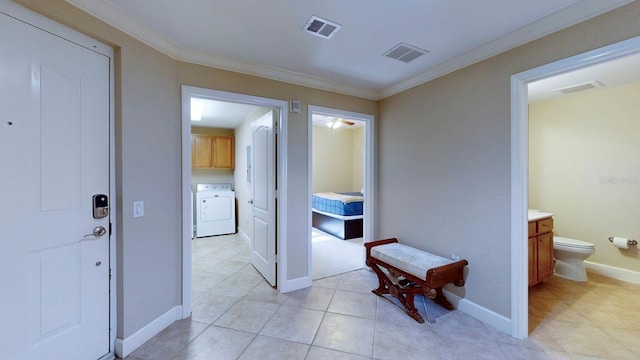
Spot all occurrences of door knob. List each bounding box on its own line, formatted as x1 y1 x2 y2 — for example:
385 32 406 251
84 226 106 238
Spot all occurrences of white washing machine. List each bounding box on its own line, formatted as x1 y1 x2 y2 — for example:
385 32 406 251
196 183 236 237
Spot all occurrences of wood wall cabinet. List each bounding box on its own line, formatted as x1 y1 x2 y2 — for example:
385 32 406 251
192 134 212 168
191 134 235 169
528 217 554 287
212 136 234 169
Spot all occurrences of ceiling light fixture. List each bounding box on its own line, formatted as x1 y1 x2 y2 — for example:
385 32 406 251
326 117 342 129
190 97 204 121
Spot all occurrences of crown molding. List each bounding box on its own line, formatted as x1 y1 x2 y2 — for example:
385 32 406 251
379 0 635 98
176 47 380 100
65 0 379 100
67 0 632 101
66 0 180 56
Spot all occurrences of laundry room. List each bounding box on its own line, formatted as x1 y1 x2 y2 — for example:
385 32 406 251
190 95 273 242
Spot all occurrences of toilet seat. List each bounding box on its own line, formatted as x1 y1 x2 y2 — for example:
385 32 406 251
554 236 595 250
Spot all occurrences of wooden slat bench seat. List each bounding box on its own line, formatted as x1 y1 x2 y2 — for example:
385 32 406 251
365 238 468 323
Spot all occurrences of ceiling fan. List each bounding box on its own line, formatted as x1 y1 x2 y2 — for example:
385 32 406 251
326 117 355 129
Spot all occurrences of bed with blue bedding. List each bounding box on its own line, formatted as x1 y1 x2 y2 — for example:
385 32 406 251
312 192 364 240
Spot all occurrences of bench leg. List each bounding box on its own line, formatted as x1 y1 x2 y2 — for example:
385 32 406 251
395 290 424 323
369 262 390 297
426 287 454 310
368 263 425 323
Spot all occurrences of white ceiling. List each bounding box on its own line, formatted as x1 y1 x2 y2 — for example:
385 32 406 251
67 0 633 100
190 99 269 129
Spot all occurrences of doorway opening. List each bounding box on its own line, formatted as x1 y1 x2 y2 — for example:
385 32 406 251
181 86 288 318
510 35 640 339
307 106 375 280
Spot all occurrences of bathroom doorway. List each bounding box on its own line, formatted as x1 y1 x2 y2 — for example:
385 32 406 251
511 36 640 338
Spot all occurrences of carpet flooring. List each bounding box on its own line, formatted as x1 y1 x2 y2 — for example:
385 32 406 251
312 228 364 279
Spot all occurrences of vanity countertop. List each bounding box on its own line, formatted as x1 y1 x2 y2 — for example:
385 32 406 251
528 210 554 221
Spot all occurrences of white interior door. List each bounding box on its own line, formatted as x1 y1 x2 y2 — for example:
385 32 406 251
251 111 277 286
0 10 110 360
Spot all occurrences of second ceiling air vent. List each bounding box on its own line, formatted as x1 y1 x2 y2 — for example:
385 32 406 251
383 42 429 63
303 16 341 39
555 81 602 95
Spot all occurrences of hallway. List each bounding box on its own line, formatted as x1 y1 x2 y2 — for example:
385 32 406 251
121 234 639 359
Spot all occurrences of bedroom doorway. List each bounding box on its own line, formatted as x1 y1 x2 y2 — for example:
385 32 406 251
308 106 375 279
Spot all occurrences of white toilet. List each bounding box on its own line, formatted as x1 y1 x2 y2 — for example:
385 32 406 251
553 236 595 282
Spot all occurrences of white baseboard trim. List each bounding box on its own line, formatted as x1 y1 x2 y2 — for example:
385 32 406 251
114 305 183 358
585 261 640 284
279 275 312 293
444 290 511 335
237 228 251 247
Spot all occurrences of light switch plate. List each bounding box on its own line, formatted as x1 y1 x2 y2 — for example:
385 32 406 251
133 200 144 218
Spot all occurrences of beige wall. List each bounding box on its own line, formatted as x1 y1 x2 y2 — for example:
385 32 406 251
16 0 184 337
16 0 377 340
177 62 377 281
378 2 640 318
530 82 640 273
352 127 364 191
312 125 363 193
16 0 640 337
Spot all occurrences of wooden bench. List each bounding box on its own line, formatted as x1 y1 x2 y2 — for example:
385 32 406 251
365 238 468 323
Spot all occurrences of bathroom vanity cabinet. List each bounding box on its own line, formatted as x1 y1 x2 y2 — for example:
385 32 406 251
528 216 554 287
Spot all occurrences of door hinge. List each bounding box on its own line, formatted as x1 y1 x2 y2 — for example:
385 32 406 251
109 222 112 236
109 268 112 281
274 190 278 199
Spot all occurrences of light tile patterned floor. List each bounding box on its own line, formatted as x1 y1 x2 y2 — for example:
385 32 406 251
121 234 640 360
528 272 640 359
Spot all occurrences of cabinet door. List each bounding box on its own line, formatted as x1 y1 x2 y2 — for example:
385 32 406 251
537 232 554 281
528 237 537 286
192 134 212 168
213 136 235 169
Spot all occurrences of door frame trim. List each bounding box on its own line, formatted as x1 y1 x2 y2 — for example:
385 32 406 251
510 35 640 339
0 1 118 358
0 1 117 357
181 86 288 316
307 105 375 278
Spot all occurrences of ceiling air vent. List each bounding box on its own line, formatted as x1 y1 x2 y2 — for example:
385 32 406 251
555 81 602 95
383 42 429 63
303 16 341 39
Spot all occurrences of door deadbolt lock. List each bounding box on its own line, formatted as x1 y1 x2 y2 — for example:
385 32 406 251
93 194 109 219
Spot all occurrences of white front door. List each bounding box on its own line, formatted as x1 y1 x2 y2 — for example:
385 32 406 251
0 10 110 360
251 111 277 286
